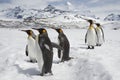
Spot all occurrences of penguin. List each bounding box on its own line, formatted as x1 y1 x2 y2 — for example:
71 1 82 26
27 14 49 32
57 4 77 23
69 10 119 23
33 28 53 76
53 28 71 62
21 30 37 63
95 23 105 46
85 20 97 49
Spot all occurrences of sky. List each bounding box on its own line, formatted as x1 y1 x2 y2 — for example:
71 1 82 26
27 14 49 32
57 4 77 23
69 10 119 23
0 0 120 17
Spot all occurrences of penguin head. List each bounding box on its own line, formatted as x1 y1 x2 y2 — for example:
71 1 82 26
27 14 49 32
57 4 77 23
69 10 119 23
21 30 33 36
32 28 47 34
95 23 101 27
39 28 47 34
53 28 63 33
87 19 93 24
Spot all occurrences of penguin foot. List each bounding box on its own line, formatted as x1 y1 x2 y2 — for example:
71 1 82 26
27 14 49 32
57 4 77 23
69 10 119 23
67 57 74 61
96 44 101 46
91 46 94 49
61 57 72 62
44 72 53 76
49 72 53 76
96 44 99 46
29 60 37 63
87 46 94 49
69 57 74 59
40 73 44 76
87 46 91 49
87 46 90 49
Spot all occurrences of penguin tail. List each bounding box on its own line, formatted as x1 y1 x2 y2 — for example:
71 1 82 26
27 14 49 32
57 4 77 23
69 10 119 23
61 57 73 62
69 57 74 60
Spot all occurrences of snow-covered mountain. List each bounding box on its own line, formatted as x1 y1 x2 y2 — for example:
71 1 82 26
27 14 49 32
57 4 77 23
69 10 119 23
0 5 100 28
0 5 120 29
104 13 120 21
0 5 66 19
0 5 98 20
43 5 66 14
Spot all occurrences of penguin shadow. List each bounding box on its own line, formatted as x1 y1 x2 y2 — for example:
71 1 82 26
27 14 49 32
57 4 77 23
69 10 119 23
79 46 88 49
25 60 37 63
78 44 88 49
14 64 40 76
53 57 74 64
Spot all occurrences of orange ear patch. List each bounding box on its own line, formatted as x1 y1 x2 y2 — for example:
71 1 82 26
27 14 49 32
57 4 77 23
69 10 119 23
59 29 62 32
30 30 32 35
42 30 46 33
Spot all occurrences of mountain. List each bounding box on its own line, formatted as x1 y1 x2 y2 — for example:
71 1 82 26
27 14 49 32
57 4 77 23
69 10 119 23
104 13 120 21
5 6 24 19
0 5 67 19
0 5 98 19
44 5 66 14
0 5 101 28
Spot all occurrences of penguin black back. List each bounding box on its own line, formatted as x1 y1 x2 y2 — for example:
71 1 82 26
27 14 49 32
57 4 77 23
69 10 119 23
54 28 70 62
95 23 105 46
33 28 53 75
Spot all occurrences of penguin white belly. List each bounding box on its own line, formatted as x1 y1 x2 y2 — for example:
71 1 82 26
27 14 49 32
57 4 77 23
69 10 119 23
96 29 104 44
87 29 96 46
35 36 44 73
27 37 36 60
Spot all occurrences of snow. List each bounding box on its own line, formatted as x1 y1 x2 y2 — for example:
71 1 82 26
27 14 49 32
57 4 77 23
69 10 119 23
0 25 120 80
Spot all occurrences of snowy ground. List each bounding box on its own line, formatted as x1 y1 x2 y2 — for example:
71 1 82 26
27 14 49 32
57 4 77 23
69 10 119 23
0 26 120 80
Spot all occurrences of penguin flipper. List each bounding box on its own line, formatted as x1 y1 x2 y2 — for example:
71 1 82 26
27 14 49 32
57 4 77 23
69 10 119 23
95 28 99 44
25 45 28 56
51 42 63 50
85 32 87 43
58 49 61 58
100 27 105 42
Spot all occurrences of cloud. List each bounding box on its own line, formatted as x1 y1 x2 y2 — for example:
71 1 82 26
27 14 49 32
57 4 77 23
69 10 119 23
0 0 11 3
90 0 100 3
0 0 64 10
0 0 119 18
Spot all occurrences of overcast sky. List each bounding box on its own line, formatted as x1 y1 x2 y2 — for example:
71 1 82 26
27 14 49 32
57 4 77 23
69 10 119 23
0 0 120 16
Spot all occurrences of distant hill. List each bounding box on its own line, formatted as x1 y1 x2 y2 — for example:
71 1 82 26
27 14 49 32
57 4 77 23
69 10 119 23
0 5 98 20
104 13 120 21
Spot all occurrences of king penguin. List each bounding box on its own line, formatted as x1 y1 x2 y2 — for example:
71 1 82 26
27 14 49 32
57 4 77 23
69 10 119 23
95 23 105 46
53 28 71 62
21 30 37 63
85 20 97 49
33 28 53 76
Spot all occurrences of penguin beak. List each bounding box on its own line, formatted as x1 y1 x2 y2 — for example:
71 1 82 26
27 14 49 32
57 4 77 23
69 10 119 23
21 30 27 32
51 27 57 31
32 28 39 31
52 28 61 33
87 20 91 22
51 27 56 30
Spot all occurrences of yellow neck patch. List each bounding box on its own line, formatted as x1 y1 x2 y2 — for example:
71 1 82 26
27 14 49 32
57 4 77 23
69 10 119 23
89 25 94 30
96 26 100 30
28 35 32 39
